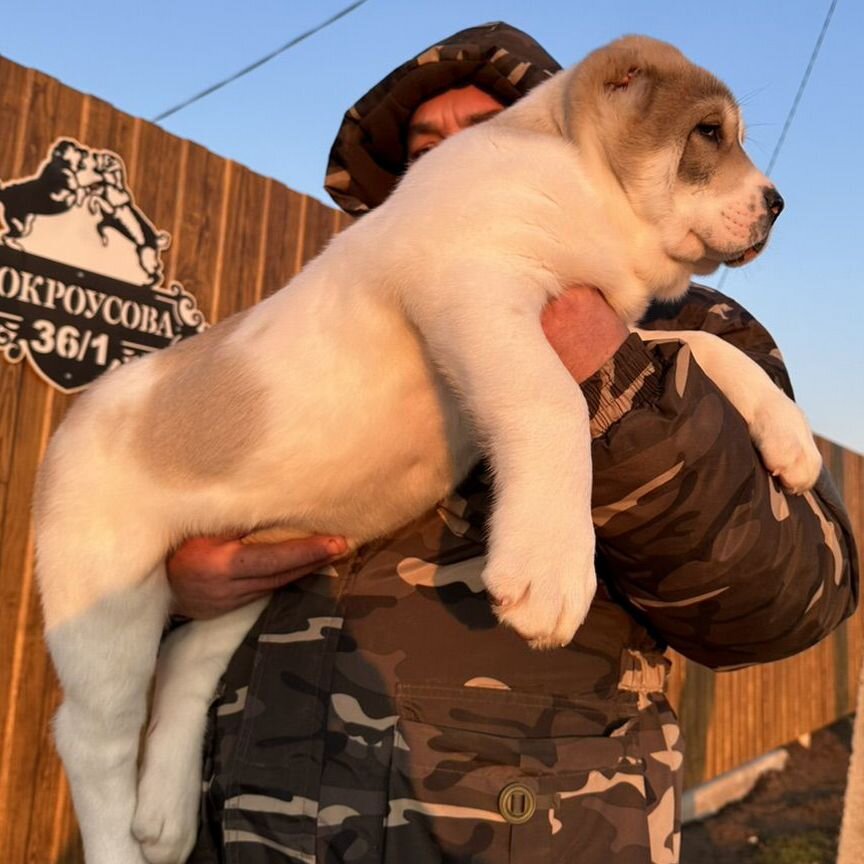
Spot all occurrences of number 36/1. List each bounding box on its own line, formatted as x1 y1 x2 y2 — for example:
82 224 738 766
30 319 109 366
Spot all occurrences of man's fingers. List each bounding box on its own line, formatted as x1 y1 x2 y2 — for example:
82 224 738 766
227 536 347 581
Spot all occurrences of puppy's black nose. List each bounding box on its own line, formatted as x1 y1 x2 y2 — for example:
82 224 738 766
764 186 784 221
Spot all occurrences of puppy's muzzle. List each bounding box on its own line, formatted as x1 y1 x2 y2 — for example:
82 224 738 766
764 186 784 224
725 185 784 268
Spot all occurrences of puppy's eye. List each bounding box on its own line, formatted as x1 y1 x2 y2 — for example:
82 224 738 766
695 123 722 143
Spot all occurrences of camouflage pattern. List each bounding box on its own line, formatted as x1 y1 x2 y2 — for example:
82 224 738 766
188 286 858 863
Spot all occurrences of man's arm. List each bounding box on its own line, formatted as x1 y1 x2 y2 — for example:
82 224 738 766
576 286 858 669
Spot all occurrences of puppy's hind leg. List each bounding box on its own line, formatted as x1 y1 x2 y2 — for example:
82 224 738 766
48 565 171 864
133 598 268 864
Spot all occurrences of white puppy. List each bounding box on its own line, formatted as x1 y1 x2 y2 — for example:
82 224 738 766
34 36 821 864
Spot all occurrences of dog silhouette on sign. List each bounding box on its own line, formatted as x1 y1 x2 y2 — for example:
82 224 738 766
0 140 88 245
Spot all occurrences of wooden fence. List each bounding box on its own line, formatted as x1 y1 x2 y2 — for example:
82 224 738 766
0 55 861 862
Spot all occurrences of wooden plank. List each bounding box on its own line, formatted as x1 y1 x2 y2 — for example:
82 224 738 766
666 653 684 713
214 163 270 319
0 363 20 484
22 651 66 863
680 660 715 787
0 57 39 859
0 61 33 485
744 664 760 773
0 60 33 722
262 183 308 294
206 159 235 322
252 178 273 304
821 439 851 717
0 67 86 864
842 449 863 718
170 141 231 322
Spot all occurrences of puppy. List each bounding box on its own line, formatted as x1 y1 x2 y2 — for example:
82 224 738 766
34 36 821 864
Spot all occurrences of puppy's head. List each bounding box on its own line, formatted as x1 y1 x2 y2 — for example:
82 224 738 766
565 36 781 280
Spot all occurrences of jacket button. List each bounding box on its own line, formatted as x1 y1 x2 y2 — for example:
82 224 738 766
498 782 536 824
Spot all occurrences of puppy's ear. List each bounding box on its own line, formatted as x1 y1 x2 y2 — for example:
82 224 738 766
603 59 655 115
591 37 665 117
606 66 642 92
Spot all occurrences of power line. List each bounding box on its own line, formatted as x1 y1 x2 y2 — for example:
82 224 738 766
764 0 838 177
151 0 370 123
717 0 838 291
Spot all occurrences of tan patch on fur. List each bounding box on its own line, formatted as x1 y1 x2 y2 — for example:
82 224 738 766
136 311 268 483
565 36 741 193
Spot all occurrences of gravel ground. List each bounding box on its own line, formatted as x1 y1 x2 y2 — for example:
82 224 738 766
680 716 854 863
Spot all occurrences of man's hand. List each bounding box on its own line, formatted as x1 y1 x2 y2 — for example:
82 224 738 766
542 287 629 382
167 534 348 619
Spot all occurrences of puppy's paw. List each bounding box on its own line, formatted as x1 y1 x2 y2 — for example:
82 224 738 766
752 393 822 494
133 764 199 864
483 542 596 649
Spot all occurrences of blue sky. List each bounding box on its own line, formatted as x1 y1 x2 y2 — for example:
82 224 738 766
3 0 862 452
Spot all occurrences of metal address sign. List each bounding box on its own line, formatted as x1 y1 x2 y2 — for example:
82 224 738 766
0 138 207 392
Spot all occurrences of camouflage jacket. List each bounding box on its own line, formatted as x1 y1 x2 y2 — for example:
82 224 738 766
188 286 858 864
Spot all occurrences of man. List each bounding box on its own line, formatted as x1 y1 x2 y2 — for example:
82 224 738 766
174 23 858 864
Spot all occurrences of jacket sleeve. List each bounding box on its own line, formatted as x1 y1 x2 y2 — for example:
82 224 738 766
581 285 859 670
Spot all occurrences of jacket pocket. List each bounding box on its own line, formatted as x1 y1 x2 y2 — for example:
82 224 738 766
383 684 651 864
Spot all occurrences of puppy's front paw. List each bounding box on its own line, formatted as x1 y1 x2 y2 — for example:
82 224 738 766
133 760 200 864
483 541 596 649
752 393 822 494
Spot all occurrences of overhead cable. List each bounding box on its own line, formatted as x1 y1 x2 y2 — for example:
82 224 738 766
718 0 838 290
151 0 370 123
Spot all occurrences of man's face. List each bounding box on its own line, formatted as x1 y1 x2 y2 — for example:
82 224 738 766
407 85 504 162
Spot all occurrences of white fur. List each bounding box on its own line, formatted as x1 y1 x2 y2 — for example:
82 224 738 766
34 42 822 864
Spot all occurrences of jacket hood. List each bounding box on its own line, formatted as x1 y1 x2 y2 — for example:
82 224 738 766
324 22 561 214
